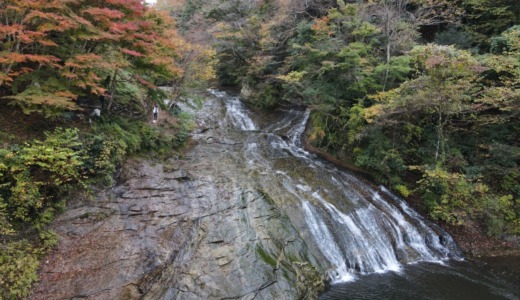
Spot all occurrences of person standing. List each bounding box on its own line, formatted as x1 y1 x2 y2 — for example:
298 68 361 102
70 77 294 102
153 105 159 123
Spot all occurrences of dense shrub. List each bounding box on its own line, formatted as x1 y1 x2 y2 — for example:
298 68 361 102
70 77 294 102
0 241 41 299
0 128 85 231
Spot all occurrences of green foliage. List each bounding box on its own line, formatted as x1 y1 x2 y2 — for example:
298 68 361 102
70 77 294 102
477 26 520 116
84 115 193 184
501 171 520 198
0 128 85 229
416 167 482 225
247 82 282 109
395 184 411 198
346 104 366 144
353 129 406 186
434 26 474 50
171 112 196 148
8 77 78 118
352 37 519 236
460 0 520 51
281 3 381 105
372 55 413 89
273 4 382 155
482 194 520 236
0 241 41 299
178 0 203 30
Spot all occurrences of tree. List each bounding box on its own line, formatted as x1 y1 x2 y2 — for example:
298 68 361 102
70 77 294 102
275 2 388 149
1 0 181 115
357 40 519 233
0 0 78 111
369 44 484 162
0 128 85 228
165 37 217 110
477 26 520 118
280 1 381 104
363 0 462 90
460 0 520 50
363 0 418 90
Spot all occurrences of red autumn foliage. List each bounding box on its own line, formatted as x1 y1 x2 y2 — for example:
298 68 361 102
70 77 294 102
0 0 181 111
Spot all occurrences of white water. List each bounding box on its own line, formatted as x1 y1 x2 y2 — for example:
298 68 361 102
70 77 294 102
208 89 257 131
302 200 355 282
209 90 462 284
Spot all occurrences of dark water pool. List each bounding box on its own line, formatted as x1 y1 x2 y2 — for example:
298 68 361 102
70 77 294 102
319 256 520 300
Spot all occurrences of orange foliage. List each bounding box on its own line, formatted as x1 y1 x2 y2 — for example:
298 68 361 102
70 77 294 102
82 7 125 20
1 0 182 111
121 48 145 57
311 16 332 37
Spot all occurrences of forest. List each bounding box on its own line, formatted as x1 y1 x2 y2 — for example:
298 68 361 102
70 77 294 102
158 0 519 234
0 0 519 298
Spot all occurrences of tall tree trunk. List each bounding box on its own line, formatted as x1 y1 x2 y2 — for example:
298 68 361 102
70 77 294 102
382 41 391 91
435 99 446 163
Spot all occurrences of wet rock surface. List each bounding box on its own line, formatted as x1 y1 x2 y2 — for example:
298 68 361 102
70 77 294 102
31 96 324 300
32 90 473 300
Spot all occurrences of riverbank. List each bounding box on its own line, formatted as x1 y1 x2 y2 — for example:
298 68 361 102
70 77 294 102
301 133 520 259
442 221 520 258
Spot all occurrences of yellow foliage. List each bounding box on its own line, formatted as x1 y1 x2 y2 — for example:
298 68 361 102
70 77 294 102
309 128 326 142
276 71 307 83
363 104 384 124
369 89 399 103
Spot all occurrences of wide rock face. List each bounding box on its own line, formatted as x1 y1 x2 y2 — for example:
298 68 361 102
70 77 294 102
31 97 325 299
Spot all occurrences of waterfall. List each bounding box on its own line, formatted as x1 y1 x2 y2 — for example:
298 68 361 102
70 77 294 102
217 90 462 284
208 89 257 131
302 200 355 282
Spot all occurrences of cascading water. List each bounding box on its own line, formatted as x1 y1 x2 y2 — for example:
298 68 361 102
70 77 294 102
208 89 257 131
208 89 463 285
32 88 518 300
